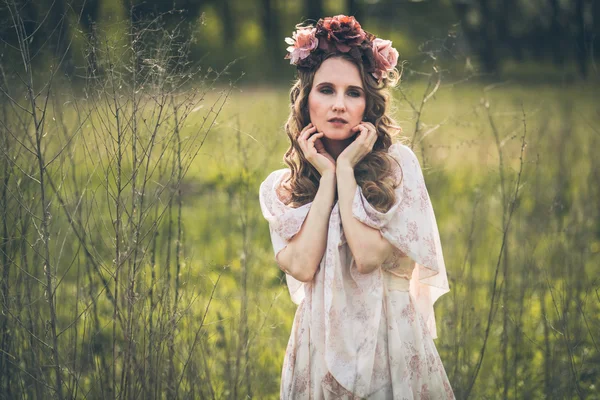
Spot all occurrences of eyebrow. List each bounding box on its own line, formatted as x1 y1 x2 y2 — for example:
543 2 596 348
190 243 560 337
315 82 364 92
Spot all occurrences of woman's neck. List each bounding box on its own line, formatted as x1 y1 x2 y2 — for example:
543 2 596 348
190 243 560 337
322 136 355 161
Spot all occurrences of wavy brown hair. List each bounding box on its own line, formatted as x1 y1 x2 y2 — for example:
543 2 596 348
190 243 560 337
280 52 407 213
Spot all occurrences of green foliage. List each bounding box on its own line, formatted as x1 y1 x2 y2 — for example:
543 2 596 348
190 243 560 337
2 77 600 399
1 1 599 398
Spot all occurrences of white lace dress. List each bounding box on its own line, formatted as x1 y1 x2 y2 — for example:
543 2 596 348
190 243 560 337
259 142 455 399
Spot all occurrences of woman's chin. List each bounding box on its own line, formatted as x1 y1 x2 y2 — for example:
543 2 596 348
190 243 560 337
321 131 354 141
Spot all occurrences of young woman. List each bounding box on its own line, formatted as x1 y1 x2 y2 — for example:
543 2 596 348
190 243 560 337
259 15 455 399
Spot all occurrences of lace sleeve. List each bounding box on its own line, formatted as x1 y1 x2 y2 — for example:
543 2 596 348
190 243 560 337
351 142 451 339
259 169 313 304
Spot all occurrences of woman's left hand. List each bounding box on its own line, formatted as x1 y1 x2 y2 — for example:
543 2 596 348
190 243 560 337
337 121 378 169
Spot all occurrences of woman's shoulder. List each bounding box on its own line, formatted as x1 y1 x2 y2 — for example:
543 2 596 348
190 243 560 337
261 168 292 204
387 141 422 172
384 142 423 188
262 168 290 186
387 141 417 160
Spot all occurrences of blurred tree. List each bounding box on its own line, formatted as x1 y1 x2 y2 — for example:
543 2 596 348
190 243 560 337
347 0 365 23
305 0 323 22
128 0 204 31
496 0 523 61
1 0 598 81
75 0 100 32
71 0 100 76
262 0 281 76
574 0 587 77
594 0 600 72
0 0 75 74
217 0 236 46
549 0 566 66
595 0 600 37
451 0 484 68
449 0 595 78
478 0 498 74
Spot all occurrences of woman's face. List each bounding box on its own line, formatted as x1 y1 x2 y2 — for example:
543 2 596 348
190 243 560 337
307 57 366 140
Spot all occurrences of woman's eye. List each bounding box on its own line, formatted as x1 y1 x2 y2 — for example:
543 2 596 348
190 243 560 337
319 88 361 97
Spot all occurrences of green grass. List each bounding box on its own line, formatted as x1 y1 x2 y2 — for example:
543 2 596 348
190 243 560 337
1 77 599 399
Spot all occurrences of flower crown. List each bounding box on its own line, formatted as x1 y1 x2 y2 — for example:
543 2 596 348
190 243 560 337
284 15 399 84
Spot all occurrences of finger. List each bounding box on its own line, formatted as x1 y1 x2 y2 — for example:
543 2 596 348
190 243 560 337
300 123 313 134
366 126 377 145
352 124 368 140
370 131 378 150
308 131 322 141
305 136 318 154
361 121 376 130
355 124 374 148
299 125 317 141
366 124 377 140
360 122 376 135
308 133 324 148
359 122 376 139
360 121 377 138
299 123 313 136
352 123 367 133
297 128 312 153
306 130 320 141
300 125 315 138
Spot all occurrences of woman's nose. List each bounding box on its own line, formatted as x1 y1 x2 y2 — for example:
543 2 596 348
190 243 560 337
332 94 346 112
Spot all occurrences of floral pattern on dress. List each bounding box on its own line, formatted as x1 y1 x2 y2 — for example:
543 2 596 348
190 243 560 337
322 372 363 399
401 301 417 324
259 142 454 399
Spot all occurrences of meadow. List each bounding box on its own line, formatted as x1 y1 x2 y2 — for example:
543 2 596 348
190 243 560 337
2 65 599 399
1 15 599 397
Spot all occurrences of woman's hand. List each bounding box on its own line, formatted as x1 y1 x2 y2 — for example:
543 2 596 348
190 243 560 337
337 122 378 169
297 123 336 176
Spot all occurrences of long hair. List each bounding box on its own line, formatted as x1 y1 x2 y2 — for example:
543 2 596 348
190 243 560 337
281 52 406 213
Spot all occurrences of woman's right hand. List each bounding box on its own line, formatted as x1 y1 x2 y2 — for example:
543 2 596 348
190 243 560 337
297 123 336 176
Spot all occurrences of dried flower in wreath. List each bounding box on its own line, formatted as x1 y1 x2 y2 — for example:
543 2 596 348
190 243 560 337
284 15 400 85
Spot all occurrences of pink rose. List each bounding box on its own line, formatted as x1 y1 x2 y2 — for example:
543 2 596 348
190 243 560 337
285 27 319 65
371 38 399 80
315 15 366 53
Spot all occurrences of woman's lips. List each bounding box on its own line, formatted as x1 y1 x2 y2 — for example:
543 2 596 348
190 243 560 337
328 120 347 127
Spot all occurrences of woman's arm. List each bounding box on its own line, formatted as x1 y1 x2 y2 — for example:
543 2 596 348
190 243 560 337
277 171 336 282
336 162 395 274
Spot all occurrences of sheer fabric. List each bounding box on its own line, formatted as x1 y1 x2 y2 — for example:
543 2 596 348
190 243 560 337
259 142 454 399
